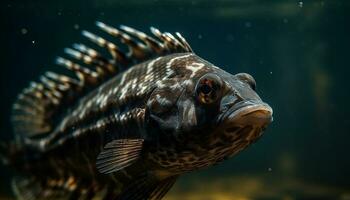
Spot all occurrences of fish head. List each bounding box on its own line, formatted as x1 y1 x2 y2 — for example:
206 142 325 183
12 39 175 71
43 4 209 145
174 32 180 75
146 54 272 162
181 67 273 145
210 71 273 145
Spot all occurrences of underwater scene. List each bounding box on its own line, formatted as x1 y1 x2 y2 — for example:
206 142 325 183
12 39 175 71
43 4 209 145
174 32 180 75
1 0 350 199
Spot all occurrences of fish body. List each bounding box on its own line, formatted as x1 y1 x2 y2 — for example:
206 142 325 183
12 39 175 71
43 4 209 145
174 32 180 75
2 22 273 200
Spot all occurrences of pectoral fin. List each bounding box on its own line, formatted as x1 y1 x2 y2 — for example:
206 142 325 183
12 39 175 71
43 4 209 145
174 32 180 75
96 139 144 174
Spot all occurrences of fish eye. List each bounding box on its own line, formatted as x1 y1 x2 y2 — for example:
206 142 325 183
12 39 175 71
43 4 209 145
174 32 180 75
196 74 223 104
236 73 256 91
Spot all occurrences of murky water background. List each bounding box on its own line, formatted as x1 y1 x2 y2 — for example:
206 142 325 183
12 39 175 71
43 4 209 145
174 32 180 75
1 0 350 199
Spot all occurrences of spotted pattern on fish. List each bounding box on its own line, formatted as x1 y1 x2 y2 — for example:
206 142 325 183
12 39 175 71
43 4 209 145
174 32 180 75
2 22 273 200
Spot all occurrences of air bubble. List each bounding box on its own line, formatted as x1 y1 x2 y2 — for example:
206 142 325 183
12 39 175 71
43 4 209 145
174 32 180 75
245 22 252 28
74 24 80 30
21 28 28 35
298 1 303 8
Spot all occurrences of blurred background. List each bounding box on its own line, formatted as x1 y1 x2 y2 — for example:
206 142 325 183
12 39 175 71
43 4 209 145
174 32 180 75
1 0 350 199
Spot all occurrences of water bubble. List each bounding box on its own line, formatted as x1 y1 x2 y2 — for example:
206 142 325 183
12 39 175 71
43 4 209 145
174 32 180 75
198 34 202 39
283 18 289 24
74 24 80 30
245 22 252 28
21 28 28 35
32 40 35 44
298 1 303 8
270 71 273 75
268 167 272 172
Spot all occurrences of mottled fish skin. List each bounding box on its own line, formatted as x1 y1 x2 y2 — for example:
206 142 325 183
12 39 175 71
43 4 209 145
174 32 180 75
29 53 188 150
2 22 273 200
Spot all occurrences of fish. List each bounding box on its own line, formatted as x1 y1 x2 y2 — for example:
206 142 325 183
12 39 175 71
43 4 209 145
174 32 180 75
0 22 273 200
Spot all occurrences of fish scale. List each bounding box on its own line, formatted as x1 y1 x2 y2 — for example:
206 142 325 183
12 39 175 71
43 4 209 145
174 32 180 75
1 22 273 200
41 54 188 151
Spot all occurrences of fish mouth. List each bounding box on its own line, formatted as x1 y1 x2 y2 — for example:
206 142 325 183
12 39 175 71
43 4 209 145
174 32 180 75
220 100 273 133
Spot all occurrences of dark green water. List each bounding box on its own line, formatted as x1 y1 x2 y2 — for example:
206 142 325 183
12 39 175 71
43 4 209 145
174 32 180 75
1 0 350 199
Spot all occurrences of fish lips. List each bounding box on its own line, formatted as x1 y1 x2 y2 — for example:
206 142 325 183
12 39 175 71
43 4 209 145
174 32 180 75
219 100 273 131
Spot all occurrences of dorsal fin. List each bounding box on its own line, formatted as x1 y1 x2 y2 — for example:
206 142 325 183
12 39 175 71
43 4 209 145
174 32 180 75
12 22 193 138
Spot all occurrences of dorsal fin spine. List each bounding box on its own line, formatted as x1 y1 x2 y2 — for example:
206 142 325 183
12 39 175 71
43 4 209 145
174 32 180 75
72 43 116 74
82 30 128 66
56 56 99 86
64 47 113 78
121 25 165 55
96 22 150 60
11 23 193 138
